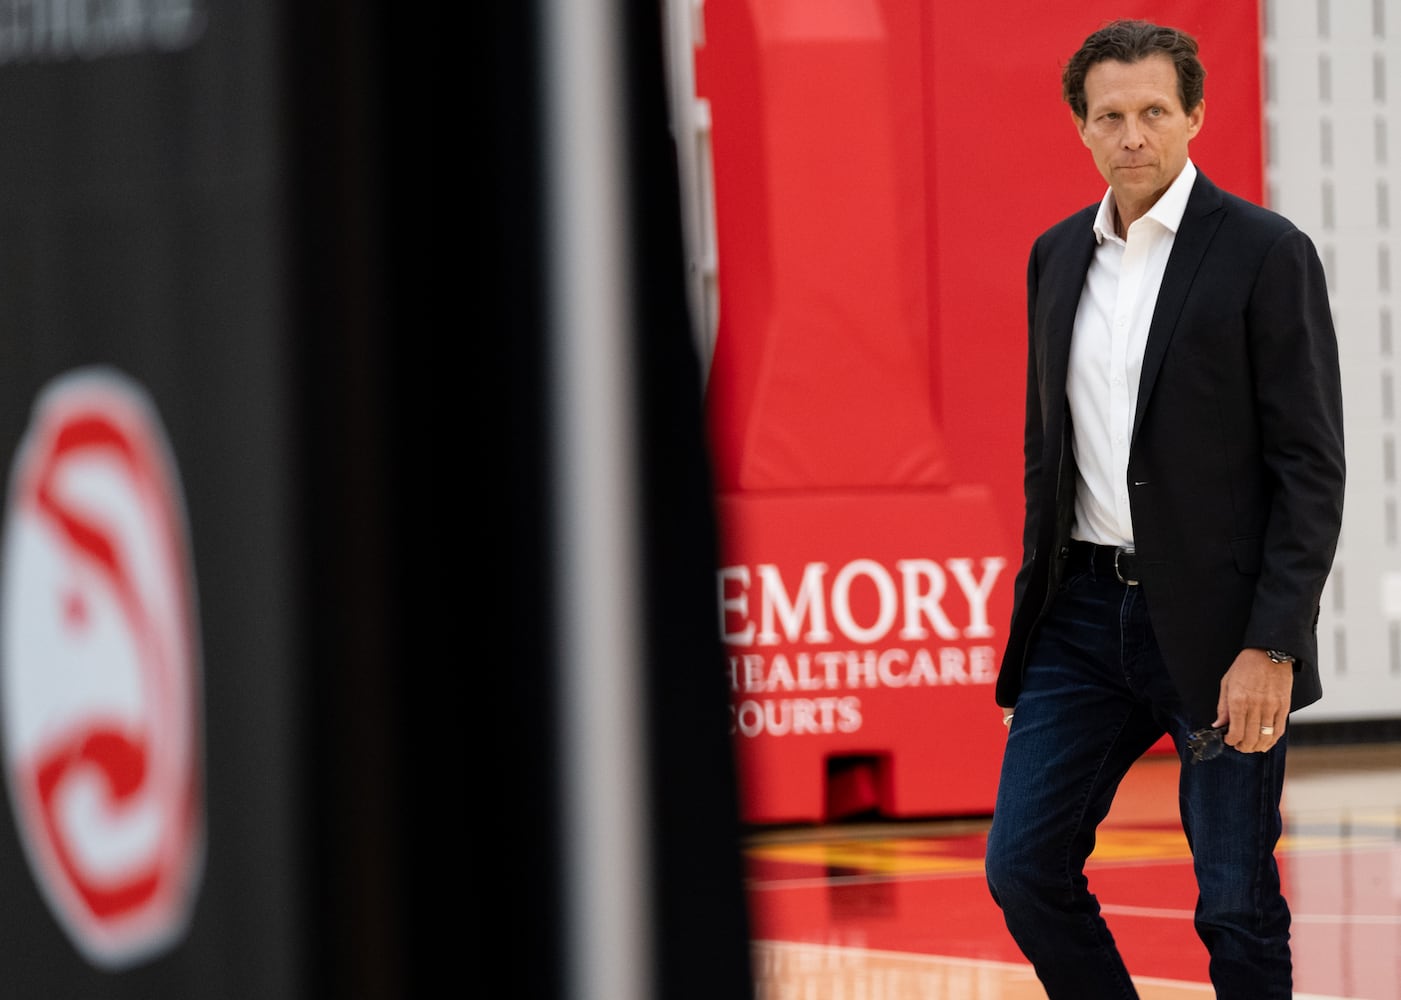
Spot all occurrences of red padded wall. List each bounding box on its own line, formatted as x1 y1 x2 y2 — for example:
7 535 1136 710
698 1 1262 824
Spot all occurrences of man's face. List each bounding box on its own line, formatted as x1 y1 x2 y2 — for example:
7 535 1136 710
1075 53 1204 226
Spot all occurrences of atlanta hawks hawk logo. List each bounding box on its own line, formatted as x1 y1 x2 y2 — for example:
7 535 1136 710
1 368 204 968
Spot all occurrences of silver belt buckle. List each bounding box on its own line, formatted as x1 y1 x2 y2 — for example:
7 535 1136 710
1114 546 1139 586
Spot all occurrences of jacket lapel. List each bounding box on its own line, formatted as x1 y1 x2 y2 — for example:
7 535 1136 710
1042 212 1098 421
1132 173 1227 442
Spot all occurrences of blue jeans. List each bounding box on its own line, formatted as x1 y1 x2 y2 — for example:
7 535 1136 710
984 561 1290 999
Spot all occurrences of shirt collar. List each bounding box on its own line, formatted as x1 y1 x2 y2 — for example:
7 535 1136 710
1092 159 1198 244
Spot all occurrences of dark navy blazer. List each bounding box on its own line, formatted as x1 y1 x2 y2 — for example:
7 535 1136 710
997 171 1347 728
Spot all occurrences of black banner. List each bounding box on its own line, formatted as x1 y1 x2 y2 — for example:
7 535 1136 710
0 1 420 996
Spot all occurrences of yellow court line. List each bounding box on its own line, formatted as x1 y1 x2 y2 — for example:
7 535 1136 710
748 841 986 874
748 825 1396 878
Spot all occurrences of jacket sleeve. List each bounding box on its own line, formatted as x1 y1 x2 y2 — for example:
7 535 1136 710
1240 227 1346 662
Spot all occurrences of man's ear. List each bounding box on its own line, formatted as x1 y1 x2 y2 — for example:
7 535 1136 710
1073 111 1089 145
1186 99 1205 141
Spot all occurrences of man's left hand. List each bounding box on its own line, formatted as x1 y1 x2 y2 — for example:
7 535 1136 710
1213 648 1293 753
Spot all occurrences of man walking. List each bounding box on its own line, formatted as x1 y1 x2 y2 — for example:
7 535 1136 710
984 19 1346 999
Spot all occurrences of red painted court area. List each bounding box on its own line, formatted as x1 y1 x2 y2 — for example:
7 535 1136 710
745 745 1401 999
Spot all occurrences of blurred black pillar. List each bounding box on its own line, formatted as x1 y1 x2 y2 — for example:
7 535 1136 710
624 4 757 999
495 1 754 998
287 1 427 997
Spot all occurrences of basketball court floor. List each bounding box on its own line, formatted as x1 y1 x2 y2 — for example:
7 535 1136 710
745 741 1401 999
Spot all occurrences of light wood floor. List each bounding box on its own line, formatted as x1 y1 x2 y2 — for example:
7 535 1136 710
746 743 1401 1000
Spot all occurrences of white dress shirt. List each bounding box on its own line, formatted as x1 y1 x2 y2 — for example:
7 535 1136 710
1067 159 1198 548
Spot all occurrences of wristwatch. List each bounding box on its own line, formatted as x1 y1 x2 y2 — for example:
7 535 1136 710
1265 649 1295 664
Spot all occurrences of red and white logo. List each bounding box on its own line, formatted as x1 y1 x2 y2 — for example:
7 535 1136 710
1 368 204 968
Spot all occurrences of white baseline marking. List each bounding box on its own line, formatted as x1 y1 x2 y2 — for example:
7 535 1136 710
753 941 1367 1000
1101 903 1401 926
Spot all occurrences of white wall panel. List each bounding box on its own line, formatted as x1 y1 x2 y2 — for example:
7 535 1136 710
1266 0 1401 720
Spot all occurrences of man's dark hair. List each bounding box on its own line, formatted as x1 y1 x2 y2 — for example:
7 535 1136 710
1062 19 1206 121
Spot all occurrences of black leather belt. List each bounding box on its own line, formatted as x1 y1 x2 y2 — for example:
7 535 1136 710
1070 539 1140 586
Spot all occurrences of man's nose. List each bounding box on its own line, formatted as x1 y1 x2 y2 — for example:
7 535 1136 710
1122 119 1145 148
